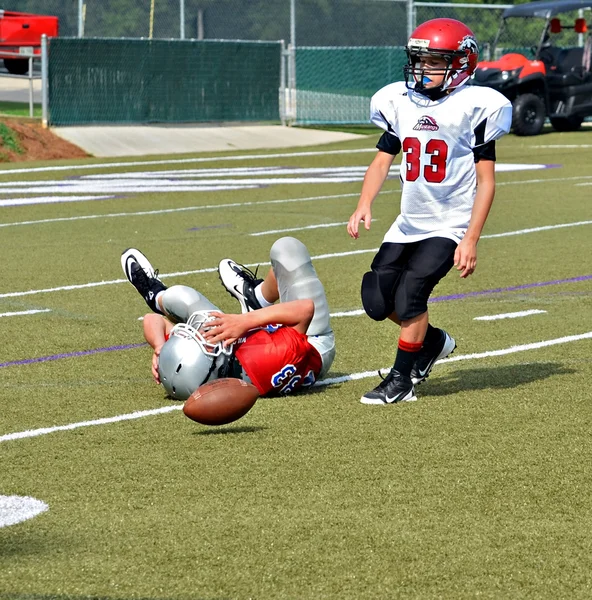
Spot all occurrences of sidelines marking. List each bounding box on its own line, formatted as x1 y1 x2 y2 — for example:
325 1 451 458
0 191 370 229
0 308 51 318
473 309 547 321
0 148 376 176
2 331 591 443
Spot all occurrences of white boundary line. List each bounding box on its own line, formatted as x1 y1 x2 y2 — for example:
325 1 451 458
473 309 547 321
250 221 350 237
2 218 592 300
2 331 591 443
0 191 369 229
316 331 592 386
0 309 51 318
0 148 376 176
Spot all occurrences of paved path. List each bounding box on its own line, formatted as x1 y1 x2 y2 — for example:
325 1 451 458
51 124 366 157
0 72 367 157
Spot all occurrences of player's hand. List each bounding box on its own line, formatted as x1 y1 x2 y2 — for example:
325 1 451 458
454 239 477 278
152 345 162 383
347 206 372 239
203 312 249 347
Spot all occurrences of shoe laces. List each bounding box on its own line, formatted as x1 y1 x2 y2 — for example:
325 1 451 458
133 262 159 286
232 262 260 283
376 367 397 388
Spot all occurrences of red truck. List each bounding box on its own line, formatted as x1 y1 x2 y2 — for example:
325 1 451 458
0 9 59 74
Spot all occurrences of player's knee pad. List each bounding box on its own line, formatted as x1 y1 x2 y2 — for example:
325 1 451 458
270 236 312 272
361 270 395 321
160 285 218 323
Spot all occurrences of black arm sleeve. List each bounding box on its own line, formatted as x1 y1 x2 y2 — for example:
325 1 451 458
376 131 402 156
473 117 496 162
473 140 496 163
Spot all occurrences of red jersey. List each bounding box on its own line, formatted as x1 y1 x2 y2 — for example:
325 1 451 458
235 326 322 396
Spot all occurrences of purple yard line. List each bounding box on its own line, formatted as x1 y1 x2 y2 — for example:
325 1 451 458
430 274 592 303
1 274 591 370
0 342 147 369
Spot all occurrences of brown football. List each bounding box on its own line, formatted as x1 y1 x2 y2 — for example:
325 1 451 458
183 378 259 426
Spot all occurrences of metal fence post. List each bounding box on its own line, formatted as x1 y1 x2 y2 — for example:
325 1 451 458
41 34 48 128
407 0 414 40
180 0 186 40
280 41 286 126
78 0 84 37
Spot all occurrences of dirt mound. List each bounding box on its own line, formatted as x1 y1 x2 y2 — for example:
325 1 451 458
0 118 89 162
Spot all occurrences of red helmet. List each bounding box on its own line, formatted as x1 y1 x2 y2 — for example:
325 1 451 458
404 18 479 92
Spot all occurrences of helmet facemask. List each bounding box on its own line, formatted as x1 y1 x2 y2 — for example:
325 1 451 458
157 311 235 400
404 49 456 93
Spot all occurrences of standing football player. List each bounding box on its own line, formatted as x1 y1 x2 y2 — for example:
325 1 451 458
347 18 512 404
121 237 335 400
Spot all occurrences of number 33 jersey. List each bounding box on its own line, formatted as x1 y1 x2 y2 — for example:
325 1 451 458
235 326 322 396
370 81 512 243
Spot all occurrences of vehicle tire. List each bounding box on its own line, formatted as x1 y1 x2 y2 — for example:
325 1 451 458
550 116 583 132
4 59 29 75
512 93 546 136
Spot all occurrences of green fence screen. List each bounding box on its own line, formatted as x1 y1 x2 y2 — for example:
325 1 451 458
295 46 407 124
48 38 282 126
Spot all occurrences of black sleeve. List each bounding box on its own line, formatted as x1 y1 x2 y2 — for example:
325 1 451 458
473 140 496 163
376 131 402 156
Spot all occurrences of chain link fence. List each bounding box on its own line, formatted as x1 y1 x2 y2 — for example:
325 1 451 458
19 1 561 49
22 1 592 125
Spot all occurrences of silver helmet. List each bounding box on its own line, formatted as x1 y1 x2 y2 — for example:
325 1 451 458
157 311 235 400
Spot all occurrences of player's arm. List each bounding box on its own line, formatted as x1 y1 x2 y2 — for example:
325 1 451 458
142 313 174 383
454 158 496 278
203 300 315 346
347 148 397 239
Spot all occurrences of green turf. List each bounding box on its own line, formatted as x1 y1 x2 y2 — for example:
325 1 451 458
1 130 592 599
0 101 41 119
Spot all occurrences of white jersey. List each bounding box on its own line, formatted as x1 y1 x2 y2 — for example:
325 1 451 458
370 81 512 244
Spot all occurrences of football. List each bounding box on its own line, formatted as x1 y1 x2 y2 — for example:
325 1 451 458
183 378 259 426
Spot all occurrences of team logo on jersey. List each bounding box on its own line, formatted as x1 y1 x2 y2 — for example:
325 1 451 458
413 115 439 131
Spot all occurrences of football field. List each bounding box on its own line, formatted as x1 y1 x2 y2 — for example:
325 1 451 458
1 129 592 599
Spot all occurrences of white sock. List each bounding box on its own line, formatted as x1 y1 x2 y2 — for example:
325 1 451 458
155 290 166 314
255 284 274 308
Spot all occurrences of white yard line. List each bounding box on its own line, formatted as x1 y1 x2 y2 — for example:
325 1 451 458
473 309 547 321
2 217 592 300
481 220 592 239
0 196 114 207
0 309 51 318
0 148 376 176
317 331 592 386
250 221 351 237
2 331 591 443
330 309 366 318
0 191 369 229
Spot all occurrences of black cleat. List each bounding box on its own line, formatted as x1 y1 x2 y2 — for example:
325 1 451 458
360 368 416 405
121 248 167 313
218 259 264 314
411 329 456 385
